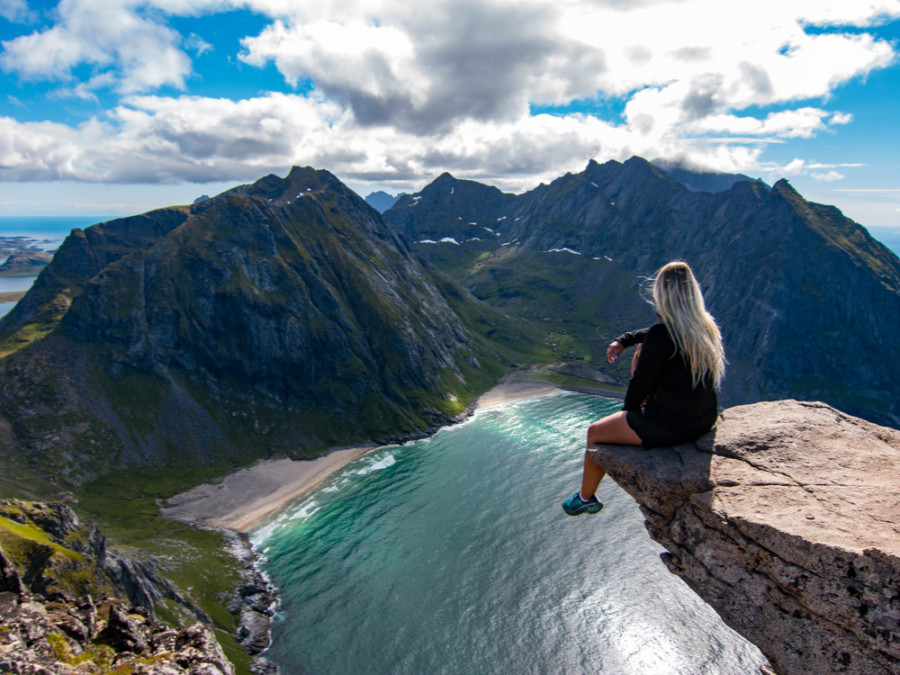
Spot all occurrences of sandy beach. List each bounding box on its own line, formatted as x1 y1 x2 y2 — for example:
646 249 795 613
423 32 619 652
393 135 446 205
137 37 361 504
160 381 563 532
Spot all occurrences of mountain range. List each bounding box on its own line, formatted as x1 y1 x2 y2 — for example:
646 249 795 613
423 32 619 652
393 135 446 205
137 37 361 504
385 156 900 428
1 157 898 493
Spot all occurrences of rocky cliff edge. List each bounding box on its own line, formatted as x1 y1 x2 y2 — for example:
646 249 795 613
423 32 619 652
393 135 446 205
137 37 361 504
589 399 899 675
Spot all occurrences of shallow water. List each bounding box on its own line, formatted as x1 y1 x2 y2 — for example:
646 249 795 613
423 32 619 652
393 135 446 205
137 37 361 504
253 392 767 674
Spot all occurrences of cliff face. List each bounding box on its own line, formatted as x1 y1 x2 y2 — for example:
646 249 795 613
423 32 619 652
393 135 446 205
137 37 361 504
0 500 249 674
1 543 235 675
588 400 900 675
385 157 900 427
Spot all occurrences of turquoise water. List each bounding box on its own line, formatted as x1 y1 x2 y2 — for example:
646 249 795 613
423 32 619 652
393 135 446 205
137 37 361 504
0 215 108 238
252 392 768 674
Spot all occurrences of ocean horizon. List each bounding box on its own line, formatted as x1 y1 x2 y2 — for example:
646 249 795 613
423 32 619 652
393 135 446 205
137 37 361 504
2 216 899 321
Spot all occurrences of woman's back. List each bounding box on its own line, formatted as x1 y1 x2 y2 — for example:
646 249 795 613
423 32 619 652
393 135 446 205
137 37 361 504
626 322 718 442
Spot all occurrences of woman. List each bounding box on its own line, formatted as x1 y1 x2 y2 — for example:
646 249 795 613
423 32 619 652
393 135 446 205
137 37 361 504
563 261 725 516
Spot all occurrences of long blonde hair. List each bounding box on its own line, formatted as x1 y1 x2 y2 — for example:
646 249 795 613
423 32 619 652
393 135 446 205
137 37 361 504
652 261 725 390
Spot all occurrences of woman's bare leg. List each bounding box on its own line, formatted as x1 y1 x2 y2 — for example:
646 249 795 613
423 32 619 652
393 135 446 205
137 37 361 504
580 411 642 499
580 450 606 500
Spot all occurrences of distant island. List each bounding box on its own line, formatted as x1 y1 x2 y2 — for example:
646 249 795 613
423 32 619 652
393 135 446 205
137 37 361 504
0 250 52 277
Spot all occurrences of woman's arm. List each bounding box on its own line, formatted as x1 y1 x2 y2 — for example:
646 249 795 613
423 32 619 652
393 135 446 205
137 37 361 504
607 327 650 363
615 327 649 348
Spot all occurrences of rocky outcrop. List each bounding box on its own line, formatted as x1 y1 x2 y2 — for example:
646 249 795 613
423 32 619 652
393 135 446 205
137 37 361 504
0 543 234 674
221 530 279 674
589 400 900 674
0 500 192 619
0 502 258 673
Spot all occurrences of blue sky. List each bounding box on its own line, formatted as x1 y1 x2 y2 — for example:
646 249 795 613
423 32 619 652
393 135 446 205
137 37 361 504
1 0 899 235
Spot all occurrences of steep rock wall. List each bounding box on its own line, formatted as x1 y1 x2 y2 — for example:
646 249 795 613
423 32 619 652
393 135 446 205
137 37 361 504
589 400 899 674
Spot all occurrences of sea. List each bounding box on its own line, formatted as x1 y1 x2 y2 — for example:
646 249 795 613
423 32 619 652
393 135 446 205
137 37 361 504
251 393 768 674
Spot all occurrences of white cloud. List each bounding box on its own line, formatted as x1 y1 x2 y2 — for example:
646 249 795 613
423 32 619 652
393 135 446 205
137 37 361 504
184 32 213 57
236 0 900 137
812 170 844 182
0 0 35 22
0 0 204 93
0 0 898 191
686 107 840 139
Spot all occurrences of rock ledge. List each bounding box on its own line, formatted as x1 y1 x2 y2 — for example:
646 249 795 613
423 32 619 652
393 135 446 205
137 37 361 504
590 399 899 675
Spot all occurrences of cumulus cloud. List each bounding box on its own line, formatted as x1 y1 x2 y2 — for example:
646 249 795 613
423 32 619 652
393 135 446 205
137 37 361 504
238 1 587 133
687 108 847 138
0 0 898 190
0 0 35 22
0 95 627 190
0 0 202 93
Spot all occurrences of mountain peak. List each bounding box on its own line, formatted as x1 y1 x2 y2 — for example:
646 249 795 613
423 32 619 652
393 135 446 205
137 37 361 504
772 177 797 194
208 166 350 208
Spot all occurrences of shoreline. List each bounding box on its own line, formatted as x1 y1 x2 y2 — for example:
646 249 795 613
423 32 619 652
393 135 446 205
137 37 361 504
159 378 621 669
161 379 623 533
161 380 589 533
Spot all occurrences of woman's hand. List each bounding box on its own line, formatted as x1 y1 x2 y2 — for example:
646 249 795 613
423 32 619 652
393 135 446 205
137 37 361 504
606 340 624 363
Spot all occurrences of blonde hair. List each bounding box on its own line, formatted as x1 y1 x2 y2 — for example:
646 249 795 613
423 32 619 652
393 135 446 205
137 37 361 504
652 261 726 390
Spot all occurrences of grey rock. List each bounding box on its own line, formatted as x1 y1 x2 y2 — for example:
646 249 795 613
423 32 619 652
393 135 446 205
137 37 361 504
0 544 25 595
589 399 900 675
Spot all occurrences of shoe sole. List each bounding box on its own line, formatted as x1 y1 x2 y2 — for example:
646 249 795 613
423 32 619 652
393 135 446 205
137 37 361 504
563 503 603 516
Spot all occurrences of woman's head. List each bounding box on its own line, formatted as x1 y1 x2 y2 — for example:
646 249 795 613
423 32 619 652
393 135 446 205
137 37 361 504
652 261 703 321
651 261 725 390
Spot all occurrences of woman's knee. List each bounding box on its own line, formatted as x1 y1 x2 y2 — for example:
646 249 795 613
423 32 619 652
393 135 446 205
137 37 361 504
586 417 609 440
587 412 619 443
587 410 641 446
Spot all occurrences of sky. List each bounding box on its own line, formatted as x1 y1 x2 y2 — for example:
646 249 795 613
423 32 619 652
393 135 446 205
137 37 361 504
1 0 899 234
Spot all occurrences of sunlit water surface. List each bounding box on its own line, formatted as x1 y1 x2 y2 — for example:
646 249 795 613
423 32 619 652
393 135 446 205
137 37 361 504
253 393 768 674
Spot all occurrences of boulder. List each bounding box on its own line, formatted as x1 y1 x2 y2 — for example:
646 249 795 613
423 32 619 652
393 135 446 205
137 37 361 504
589 399 900 675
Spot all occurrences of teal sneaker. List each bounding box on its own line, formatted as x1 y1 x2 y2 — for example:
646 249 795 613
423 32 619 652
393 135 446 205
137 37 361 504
562 492 603 516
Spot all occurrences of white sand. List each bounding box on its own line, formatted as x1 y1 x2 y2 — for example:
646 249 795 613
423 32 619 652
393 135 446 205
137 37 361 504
474 381 561 410
160 381 563 532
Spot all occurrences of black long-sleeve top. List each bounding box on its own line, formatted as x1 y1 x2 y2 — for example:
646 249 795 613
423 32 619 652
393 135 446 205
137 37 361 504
616 323 718 437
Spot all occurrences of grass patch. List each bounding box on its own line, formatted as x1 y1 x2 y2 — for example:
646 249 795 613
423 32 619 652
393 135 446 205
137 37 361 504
0 514 82 559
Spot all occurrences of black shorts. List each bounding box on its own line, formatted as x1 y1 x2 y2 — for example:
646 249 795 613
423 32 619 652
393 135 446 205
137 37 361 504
625 410 705 449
